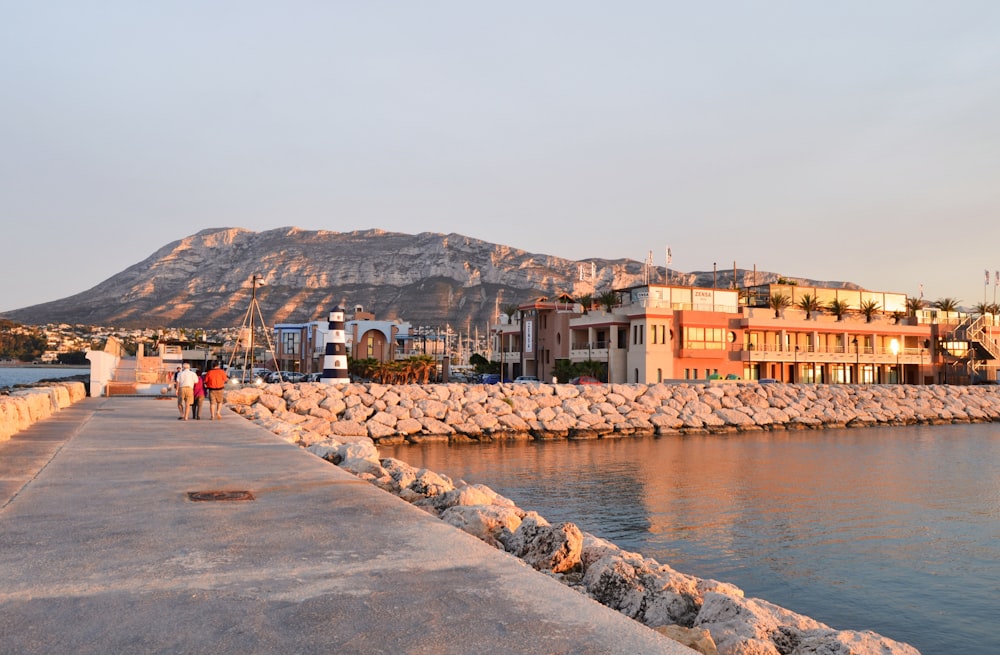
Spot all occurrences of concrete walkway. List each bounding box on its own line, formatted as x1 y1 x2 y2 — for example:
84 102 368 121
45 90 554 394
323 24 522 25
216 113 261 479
0 397 694 655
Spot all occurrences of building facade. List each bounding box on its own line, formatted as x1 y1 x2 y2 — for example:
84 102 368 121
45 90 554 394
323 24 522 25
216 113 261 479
493 283 1000 386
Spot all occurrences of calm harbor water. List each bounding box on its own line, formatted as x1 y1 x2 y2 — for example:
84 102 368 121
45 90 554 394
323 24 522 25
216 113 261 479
0 367 82 389
384 424 1000 655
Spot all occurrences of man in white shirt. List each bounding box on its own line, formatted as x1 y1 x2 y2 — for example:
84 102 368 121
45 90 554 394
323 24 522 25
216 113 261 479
175 363 199 421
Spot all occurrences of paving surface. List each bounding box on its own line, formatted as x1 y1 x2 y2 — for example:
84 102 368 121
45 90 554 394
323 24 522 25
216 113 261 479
0 397 694 655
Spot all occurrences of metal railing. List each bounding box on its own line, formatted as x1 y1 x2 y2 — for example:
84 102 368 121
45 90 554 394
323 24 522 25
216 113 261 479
570 341 609 350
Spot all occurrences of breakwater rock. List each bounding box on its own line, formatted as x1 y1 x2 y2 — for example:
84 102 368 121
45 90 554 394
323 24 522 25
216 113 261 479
226 380 940 654
0 381 87 442
225 380 1000 447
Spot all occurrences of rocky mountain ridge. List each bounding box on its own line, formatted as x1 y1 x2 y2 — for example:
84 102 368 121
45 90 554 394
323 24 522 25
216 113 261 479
3 227 858 329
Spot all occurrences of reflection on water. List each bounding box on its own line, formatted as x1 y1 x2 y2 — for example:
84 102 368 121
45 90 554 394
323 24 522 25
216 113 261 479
383 424 1000 655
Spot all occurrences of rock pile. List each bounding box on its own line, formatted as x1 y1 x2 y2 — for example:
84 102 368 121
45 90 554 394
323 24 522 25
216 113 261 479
225 380 1000 446
227 380 939 654
0 381 87 442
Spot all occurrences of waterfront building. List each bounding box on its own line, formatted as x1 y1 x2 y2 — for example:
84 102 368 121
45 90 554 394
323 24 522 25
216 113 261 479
493 282 1000 385
273 307 418 373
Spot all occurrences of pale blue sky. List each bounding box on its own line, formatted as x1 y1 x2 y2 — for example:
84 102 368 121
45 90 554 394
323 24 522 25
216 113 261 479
3 1 1000 314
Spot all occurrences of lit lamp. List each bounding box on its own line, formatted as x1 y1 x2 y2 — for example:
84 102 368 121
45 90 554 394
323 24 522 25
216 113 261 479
890 338 900 384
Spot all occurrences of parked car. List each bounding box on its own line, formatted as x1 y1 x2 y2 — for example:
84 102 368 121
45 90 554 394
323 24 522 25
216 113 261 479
304 372 323 382
513 375 540 384
481 373 501 384
569 375 602 385
758 378 779 384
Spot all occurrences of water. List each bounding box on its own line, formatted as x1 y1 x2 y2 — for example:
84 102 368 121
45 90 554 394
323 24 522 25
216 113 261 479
0 367 83 389
383 425 1000 655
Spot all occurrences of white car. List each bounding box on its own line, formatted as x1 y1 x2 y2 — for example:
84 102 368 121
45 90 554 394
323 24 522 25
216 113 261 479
513 375 540 384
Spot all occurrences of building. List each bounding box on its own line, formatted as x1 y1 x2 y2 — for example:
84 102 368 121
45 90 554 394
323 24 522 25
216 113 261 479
272 307 419 374
493 282 1000 385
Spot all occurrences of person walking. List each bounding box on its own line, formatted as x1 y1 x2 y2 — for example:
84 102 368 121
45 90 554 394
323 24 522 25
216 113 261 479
175 363 199 421
203 361 229 420
191 370 205 420
173 366 183 417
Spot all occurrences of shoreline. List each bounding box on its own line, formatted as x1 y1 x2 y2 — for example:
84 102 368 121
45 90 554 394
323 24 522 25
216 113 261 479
224 380 949 654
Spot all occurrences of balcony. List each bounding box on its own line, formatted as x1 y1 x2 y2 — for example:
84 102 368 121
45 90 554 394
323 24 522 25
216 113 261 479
744 344 929 365
490 349 521 362
570 342 609 361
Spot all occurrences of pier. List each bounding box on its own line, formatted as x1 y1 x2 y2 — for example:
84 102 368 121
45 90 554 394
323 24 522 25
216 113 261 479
0 397 692 654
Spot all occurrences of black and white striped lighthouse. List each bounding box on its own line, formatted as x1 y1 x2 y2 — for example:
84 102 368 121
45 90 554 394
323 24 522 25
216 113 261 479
321 306 349 385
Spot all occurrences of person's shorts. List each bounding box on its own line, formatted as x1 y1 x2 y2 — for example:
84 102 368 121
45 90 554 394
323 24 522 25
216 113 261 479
179 387 194 404
209 389 224 404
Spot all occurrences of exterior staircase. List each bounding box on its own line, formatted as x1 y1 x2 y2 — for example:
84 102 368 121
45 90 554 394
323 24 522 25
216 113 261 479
950 315 1000 377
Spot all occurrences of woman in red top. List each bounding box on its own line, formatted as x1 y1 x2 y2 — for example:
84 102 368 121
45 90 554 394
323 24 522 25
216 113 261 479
191 371 205 420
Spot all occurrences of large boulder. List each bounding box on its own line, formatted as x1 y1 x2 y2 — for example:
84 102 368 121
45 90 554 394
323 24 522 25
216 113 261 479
439 504 525 548
501 513 583 574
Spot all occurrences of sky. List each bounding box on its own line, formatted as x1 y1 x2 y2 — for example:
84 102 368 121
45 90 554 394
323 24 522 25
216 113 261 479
3 1 1000 314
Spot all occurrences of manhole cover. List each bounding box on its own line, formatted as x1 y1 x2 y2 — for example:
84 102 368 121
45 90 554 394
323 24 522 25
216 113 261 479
187 490 255 502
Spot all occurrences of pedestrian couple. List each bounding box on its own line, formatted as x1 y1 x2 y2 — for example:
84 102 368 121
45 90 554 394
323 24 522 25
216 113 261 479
175 362 228 421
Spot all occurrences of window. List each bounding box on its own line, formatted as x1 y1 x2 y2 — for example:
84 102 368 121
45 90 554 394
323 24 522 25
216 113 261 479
683 327 726 350
283 331 300 355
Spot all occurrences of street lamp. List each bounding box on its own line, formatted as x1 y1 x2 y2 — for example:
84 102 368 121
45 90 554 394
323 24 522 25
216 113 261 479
890 338 900 384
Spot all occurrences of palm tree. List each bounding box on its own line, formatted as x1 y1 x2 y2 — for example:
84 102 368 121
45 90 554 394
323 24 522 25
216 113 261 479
578 294 593 313
597 290 618 313
577 359 605 380
553 359 576 383
500 303 519 323
796 293 821 320
769 293 791 318
933 297 962 313
412 355 435 384
972 302 996 316
859 299 881 323
827 298 851 321
906 296 924 317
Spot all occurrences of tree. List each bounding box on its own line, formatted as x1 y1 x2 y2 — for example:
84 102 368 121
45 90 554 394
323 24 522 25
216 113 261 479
972 302 998 316
827 298 851 321
56 351 88 365
597 290 618 312
859 299 881 323
578 294 593 313
576 359 606 381
500 304 519 323
906 296 924 317
769 293 791 318
410 355 436 384
796 294 821 320
553 359 576 383
0 321 46 362
468 353 498 375
933 297 961 313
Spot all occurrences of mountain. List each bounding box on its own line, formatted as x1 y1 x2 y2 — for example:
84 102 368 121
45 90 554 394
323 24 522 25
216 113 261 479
1 227 858 329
